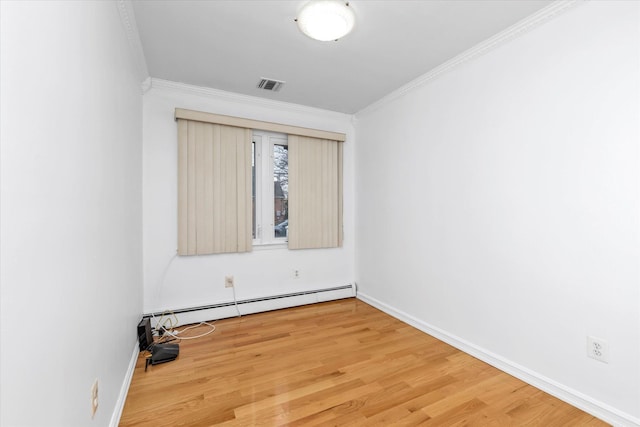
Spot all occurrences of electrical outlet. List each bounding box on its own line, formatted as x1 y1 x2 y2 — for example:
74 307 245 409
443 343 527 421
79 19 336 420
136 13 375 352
91 379 99 418
293 269 299 279
225 275 234 288
587 336 608 363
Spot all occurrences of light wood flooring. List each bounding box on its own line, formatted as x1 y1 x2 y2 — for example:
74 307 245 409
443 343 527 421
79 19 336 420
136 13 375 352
119 298 608 426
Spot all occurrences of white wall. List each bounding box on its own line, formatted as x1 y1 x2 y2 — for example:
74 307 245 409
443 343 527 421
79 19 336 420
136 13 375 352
355 1 639 423
0 2 143 426
142 81 355 316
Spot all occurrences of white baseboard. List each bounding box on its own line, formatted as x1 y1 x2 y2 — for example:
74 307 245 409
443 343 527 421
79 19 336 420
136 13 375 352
357 292 639 427
109 341 140 427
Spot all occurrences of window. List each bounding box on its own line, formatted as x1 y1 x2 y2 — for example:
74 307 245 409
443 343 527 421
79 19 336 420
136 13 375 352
175 108 345 255
252 130 288 245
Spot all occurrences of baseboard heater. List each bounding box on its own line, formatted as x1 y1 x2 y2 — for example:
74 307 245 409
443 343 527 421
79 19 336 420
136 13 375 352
144 284 355 327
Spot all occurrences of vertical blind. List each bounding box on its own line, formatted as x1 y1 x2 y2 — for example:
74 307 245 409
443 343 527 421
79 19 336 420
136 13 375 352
288 135 343 249
177 119 252 255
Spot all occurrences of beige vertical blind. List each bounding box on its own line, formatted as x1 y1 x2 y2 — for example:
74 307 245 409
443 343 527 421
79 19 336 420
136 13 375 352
288 135 343 249
177 119 252 255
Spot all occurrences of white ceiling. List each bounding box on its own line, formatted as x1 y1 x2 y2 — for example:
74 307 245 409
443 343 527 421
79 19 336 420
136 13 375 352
132 0 553 114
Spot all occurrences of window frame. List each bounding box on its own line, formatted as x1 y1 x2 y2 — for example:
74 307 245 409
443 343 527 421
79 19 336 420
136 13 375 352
252 130 288 246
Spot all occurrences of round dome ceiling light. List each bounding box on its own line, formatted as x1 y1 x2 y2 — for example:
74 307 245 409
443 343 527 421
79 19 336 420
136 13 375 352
296 1 355 42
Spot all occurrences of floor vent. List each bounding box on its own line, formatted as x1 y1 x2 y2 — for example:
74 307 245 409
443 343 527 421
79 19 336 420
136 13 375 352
257 77 285 92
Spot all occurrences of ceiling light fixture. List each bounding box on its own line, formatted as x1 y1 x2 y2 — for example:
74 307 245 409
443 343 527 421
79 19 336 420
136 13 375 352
296 1 355 42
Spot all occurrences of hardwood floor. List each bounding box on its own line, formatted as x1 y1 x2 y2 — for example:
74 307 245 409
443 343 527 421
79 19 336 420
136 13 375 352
119 299 608 426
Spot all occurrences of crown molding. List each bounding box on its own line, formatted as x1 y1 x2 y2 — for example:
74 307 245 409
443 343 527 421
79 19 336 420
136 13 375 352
148 78 352 121
116 0 150 84
356 0 584 118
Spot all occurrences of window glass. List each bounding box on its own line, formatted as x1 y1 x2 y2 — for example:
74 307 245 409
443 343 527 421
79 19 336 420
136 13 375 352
273 144 288 238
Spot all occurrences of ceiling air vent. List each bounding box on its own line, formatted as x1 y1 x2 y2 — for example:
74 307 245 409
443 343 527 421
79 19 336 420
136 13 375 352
257 78 285 92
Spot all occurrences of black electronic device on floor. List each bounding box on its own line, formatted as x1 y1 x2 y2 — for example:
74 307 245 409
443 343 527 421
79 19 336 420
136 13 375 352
145 343 180 370
137 318 153 351
138 317 180 370
151 343 179 364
